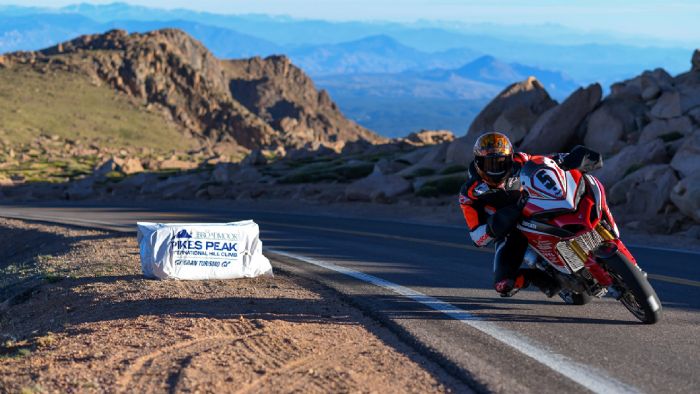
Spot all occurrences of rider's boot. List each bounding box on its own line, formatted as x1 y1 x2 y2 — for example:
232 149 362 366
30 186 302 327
495 275 527 297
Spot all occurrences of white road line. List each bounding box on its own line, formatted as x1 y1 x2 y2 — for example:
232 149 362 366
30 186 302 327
270 249 640 394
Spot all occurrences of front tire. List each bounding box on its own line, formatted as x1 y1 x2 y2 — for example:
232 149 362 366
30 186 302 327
604 253 662 324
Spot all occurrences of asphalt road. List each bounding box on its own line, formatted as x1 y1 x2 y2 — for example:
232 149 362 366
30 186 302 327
1 201 699 393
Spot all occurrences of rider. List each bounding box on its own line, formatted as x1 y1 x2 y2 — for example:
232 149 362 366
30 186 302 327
459 132 602 297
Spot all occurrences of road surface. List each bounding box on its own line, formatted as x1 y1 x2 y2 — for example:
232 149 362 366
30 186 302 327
1 201 698 393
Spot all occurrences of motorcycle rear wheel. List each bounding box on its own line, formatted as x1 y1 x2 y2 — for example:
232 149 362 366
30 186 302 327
604 253 662 324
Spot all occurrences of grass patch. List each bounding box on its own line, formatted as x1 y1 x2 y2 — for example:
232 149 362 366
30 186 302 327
0 64 190 150
279 161 374 184
415 175 465 197
406 167 436 179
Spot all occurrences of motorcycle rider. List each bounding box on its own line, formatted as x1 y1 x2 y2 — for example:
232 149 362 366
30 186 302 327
459 132 602 297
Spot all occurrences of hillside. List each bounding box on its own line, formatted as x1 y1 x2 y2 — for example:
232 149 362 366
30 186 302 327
0 61 189 151
0 28 381 153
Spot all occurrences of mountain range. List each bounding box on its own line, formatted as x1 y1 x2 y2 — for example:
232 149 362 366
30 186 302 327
0 2 692 136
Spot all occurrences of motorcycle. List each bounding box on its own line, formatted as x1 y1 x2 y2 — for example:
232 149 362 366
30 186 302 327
515 156 662 324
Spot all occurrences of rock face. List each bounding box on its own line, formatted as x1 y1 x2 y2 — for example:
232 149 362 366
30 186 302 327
520 83 602 154
345 165 412 202
670 131 700 178
6 29 382 151
608 164 678 216
592 139 667 187
466 77 557 144
671 173 700 222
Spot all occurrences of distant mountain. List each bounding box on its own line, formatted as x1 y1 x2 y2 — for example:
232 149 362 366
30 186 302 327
312 57 577 136
287 35 482 76
315 56 577 101
430 55 579 96
105 20 282 59
0 4 691 87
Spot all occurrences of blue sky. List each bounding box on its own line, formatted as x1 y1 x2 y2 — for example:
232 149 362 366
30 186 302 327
2 0 699 44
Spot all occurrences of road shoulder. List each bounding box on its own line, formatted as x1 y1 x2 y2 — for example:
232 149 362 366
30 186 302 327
0 217 468 393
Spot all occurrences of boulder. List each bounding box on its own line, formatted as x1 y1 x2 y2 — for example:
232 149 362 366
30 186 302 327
520 83 602 154
158 157 198 171
466 77 557 141
677 84 700 114
641 85 661 101
688 107 700 124
650 91 682 119
670 131 700 178
206 184 226 198
211 162 239 184
232 167 262 184
584 106 625 155
396 146 435 165
591 139 668 187
608 164 678 215
639 116 693 143
345 165 412 202
670 173 700 222
610 68 674 99
491 105 540 144
94 158 120 177
374 158 410 175
397 143 450 177
64 177 96 200
692 49 700 72
445 136 476 166
241 149 268 166
405 130 455 146
120 157 144 174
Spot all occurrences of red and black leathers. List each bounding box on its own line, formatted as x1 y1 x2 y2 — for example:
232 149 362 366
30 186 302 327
459 147 602 296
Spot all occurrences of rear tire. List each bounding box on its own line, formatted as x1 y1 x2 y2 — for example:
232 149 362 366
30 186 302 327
604 253 662 324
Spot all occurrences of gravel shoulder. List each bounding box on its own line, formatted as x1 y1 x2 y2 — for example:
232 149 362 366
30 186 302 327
0 218 468 393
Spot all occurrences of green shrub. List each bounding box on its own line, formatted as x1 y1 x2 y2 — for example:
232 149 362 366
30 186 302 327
278 162 374 184
415 185 439 197
415 175 465 197
407 167 436 179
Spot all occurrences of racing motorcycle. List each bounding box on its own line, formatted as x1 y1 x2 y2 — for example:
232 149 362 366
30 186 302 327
515 156 662 324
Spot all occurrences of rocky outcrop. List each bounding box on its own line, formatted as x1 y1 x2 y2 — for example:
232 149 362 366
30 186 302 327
345 165 412 202
520 83 602 153
466 77 556 144
6 29 382 152
671 174 700 222
670 131 700 178
458 49 700 234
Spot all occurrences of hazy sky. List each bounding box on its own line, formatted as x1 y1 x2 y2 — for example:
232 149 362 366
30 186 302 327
2 0 699 42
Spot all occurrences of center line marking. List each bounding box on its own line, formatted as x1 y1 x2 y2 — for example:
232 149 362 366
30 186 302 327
270 249 640 394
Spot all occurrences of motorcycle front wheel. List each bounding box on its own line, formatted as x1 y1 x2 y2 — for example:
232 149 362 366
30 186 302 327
604 253 662 324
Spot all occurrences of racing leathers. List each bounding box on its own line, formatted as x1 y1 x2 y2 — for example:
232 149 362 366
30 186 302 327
459 145 602 296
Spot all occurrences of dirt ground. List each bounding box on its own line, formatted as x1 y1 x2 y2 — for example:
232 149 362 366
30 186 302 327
0 218 466 393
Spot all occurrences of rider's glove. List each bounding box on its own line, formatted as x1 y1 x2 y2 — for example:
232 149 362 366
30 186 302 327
561 145 603 172
487 204 522 240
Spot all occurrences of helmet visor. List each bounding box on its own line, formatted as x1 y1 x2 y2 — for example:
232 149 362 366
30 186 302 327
476 155 512 183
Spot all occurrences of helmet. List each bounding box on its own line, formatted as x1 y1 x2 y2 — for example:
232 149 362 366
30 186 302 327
473 132 514 187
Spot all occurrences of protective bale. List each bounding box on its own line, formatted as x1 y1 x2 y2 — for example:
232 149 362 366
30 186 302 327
137 221 273 280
